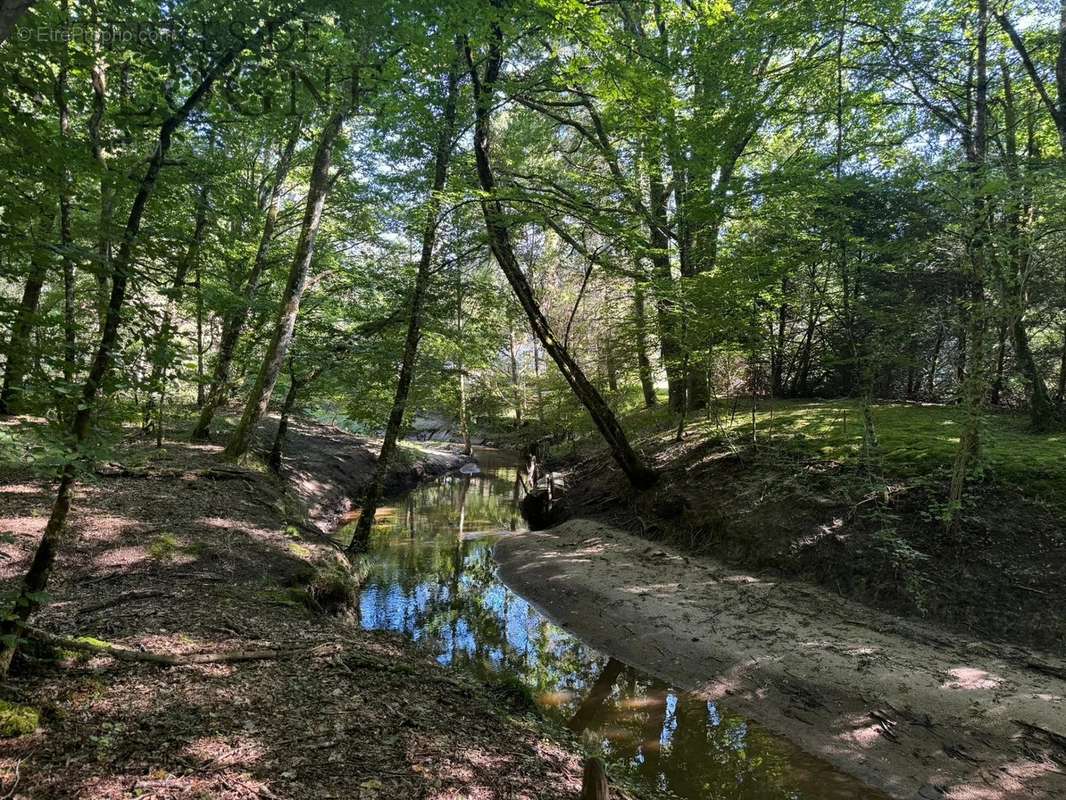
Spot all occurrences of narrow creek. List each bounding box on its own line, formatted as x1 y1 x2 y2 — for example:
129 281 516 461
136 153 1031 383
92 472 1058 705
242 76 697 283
338 449 886 800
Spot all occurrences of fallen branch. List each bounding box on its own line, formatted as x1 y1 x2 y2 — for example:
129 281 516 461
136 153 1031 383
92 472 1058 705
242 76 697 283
76 589 170 617
21 625 295 666
199 465 258 482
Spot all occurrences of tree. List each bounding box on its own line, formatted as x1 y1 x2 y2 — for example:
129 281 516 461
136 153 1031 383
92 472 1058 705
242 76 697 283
0 8 279 675
465 4 656 490
348 52 461 553
223 102 355 459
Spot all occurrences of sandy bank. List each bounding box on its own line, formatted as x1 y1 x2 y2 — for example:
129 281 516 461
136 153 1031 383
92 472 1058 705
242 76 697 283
494 518 1066 800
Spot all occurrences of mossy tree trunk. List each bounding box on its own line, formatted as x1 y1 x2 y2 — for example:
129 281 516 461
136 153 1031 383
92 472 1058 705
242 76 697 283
223 107 350 461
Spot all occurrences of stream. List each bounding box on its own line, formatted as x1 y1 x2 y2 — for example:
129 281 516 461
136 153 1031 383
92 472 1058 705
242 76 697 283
338 449 885 800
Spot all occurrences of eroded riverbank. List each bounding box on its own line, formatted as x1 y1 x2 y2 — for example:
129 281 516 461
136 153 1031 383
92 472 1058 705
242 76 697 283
494 518 1066 800
342 450 887 799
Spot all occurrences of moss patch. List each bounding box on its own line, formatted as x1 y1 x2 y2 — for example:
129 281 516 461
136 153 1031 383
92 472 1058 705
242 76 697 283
0 699 39 737
147 533 180 562
301 560 362 616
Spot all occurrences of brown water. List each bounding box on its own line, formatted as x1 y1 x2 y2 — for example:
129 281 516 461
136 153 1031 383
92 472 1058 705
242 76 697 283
338 449 886 799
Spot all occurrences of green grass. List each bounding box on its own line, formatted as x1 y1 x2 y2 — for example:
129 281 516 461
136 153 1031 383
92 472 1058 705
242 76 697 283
605 398 1066 502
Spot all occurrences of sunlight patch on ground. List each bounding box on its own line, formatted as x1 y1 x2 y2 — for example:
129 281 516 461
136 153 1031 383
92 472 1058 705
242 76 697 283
835 714 889 749
0 484 44 495
92 544 190 571
573 542 608 557
196 517 271 539
184 735 265 768
943 758 1061 799
721 574 766 585
941 667 1003 691
845 646 879 657
695 659 764 701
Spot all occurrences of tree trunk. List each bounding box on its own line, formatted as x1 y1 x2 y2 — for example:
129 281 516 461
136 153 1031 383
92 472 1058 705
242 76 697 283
268 377 300 474
927 320 944 398
532 336 545 422
647 160 685 413
580 758 610 800
633 278 657 408
465 25 656 490
0 215 54 415
605 334 619 393
771 290 787 398
192 124 300 440
0 0 35 45
347 63 459 553
455 266 472 455
947 0 991 529
792 287 820 397
145 181 211 429
57 11 76 386
507 322 523 427
89 26 113 331
0 44 242 677
1009 316 1056 428
990 321 1007 406
1000 63 1058 430
223 108 349 461
195 265 205 408
1057 323 1066 406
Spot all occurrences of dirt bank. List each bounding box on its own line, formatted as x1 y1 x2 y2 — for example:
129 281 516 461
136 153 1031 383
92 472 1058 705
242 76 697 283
254 415 469 532
495 519 1066 800
0 418 590 799
549 405 1066 655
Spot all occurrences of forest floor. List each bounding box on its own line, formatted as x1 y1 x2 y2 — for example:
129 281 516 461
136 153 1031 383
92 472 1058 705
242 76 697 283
0 414 595 800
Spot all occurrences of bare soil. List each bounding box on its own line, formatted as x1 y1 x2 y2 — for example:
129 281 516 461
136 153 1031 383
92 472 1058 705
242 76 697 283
254 416 470 532
0 417 590 800
494 519 1066 800
556 435 1066 656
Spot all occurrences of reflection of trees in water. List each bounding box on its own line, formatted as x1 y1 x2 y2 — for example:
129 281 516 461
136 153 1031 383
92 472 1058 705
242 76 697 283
356 465 843 800
562 659 801 799
567 657 626 732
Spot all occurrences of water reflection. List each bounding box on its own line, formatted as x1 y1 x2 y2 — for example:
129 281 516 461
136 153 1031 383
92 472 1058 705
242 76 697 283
338 450 883 800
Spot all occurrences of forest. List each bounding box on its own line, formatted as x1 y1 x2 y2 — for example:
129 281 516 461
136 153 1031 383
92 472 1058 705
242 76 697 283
0 0 1064 798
